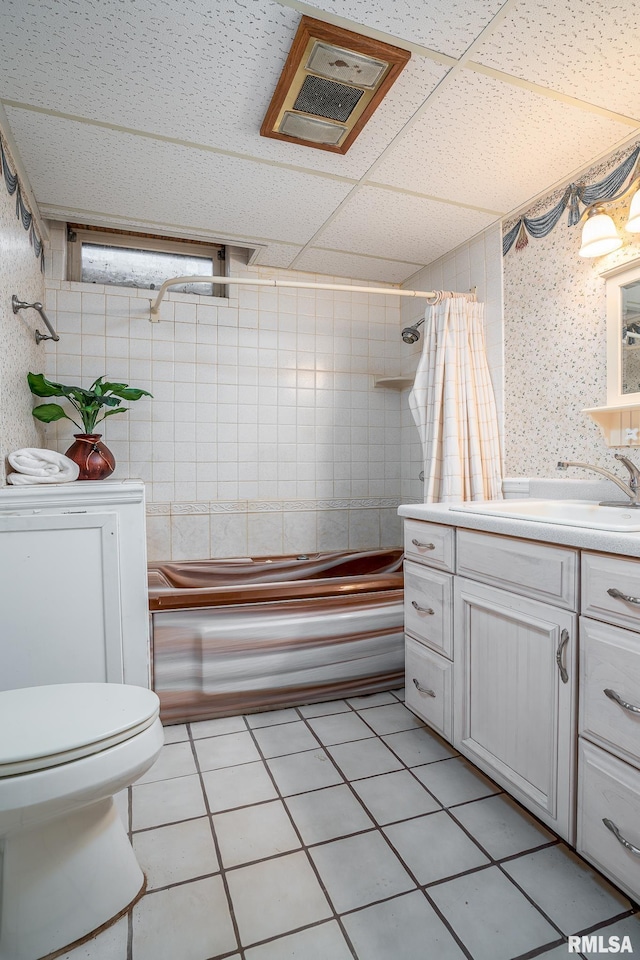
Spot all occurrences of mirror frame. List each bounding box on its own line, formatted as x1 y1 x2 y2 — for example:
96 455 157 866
604 258 640 406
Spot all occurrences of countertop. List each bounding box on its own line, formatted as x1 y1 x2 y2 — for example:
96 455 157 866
397 501 640 559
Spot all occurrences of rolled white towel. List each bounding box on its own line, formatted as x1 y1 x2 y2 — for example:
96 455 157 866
7 448 80 484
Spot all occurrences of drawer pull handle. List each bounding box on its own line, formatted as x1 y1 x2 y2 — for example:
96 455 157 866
607 587 640 605
556 628 569 684
412 678 436 697
603 818 640 856
411 600 435 615
604 688 640 715
411 539 435 550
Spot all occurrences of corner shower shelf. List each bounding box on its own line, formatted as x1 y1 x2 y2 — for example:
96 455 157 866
583 403 640 446
373 376 413 390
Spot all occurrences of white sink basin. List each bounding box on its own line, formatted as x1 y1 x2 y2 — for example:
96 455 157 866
449 499 640 531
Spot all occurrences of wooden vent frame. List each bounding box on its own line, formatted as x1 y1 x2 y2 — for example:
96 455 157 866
260 16 410 155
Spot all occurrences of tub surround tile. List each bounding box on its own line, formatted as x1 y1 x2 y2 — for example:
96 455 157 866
309 830 415 913
351 770 441 825
342 891 467 960
132 817 219 890
132 876 236 960
226 851 332 946
450 794 555 859
284 783 374 845
502 845 632 935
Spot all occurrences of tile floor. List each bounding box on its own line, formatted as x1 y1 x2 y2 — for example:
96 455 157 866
62 690 640 960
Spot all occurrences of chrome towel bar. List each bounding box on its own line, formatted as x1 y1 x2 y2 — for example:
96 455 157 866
12 295 59 344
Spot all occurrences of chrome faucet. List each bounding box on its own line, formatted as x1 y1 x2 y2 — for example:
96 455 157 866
557 454 640 507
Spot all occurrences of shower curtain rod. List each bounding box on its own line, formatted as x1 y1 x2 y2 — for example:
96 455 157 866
148 274 450 320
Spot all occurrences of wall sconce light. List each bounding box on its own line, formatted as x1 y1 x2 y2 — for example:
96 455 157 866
579 175 640 257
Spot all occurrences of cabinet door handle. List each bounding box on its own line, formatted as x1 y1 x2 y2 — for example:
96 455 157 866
607 587 640 605
411 538 435 550
604 688 640 715
556 628 569 684
411 600 435 615
412 678 436 697
603 818 640 856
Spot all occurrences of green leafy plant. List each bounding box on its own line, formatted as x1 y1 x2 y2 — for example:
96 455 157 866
28 373 152 434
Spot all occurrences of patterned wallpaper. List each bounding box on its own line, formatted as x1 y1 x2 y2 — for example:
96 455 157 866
0 133 44 483
503 141 640 478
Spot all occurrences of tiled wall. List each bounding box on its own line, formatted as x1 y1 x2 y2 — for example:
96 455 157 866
399 223 504 501
503 140 640 477
43 223 406 558
0 134 44 482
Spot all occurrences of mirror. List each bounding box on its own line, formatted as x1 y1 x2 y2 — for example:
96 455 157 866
606 260 640 405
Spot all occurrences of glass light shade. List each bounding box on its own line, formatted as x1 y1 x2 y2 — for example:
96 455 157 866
579 209 623 258
624 188 640 233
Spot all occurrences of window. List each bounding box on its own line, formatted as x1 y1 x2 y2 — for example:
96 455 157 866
67 225 225 298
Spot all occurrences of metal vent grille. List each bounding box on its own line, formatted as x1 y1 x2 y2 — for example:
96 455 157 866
279 112 346 145
293 75 363 122
306 42 387 89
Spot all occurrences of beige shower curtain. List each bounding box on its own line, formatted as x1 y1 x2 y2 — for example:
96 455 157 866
409 296 502 503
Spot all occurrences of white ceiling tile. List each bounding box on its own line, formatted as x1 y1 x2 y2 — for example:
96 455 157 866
371 70 636 212
472 0 640 119
0 0 446 180
254 244 303 269
313 185 497 263
298 0 506 57
292 247 421 283
4 108 353 245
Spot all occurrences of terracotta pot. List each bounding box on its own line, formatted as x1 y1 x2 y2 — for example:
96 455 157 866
65 434 115 480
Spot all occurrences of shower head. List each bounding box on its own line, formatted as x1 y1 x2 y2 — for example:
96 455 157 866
401 318 424 343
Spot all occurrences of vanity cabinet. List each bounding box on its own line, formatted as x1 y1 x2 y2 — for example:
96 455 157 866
404 520 579 841
577 552 640 901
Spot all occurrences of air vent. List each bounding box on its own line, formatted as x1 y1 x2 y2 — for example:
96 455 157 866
261 16 410 155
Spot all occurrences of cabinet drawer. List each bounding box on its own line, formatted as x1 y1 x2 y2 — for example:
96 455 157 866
577 739 640 903
582 552 640 632
404 520 455 573
405 636 453 742
404 560 453 658
457 530 577 610
580 616 640 769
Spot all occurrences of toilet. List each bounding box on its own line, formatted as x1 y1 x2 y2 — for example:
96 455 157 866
0 683 163 960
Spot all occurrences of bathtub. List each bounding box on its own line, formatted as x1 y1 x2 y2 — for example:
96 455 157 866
149 549 404 723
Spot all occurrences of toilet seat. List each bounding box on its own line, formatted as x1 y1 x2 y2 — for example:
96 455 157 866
0 683 159 777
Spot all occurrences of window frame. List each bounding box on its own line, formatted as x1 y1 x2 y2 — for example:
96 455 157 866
67 226 226 298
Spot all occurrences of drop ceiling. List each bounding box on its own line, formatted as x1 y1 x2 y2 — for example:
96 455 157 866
1 0 639 284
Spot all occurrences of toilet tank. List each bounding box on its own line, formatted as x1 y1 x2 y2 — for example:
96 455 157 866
0 480 150 691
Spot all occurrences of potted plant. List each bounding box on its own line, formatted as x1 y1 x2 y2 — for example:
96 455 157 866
27 372 152 480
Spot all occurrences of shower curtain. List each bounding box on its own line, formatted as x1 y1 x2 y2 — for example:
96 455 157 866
409 295 502 503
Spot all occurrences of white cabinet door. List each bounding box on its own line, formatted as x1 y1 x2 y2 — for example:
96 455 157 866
0 512 123 689
454 577 577 841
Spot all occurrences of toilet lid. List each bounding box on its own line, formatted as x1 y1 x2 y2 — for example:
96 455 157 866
0 683 160 776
